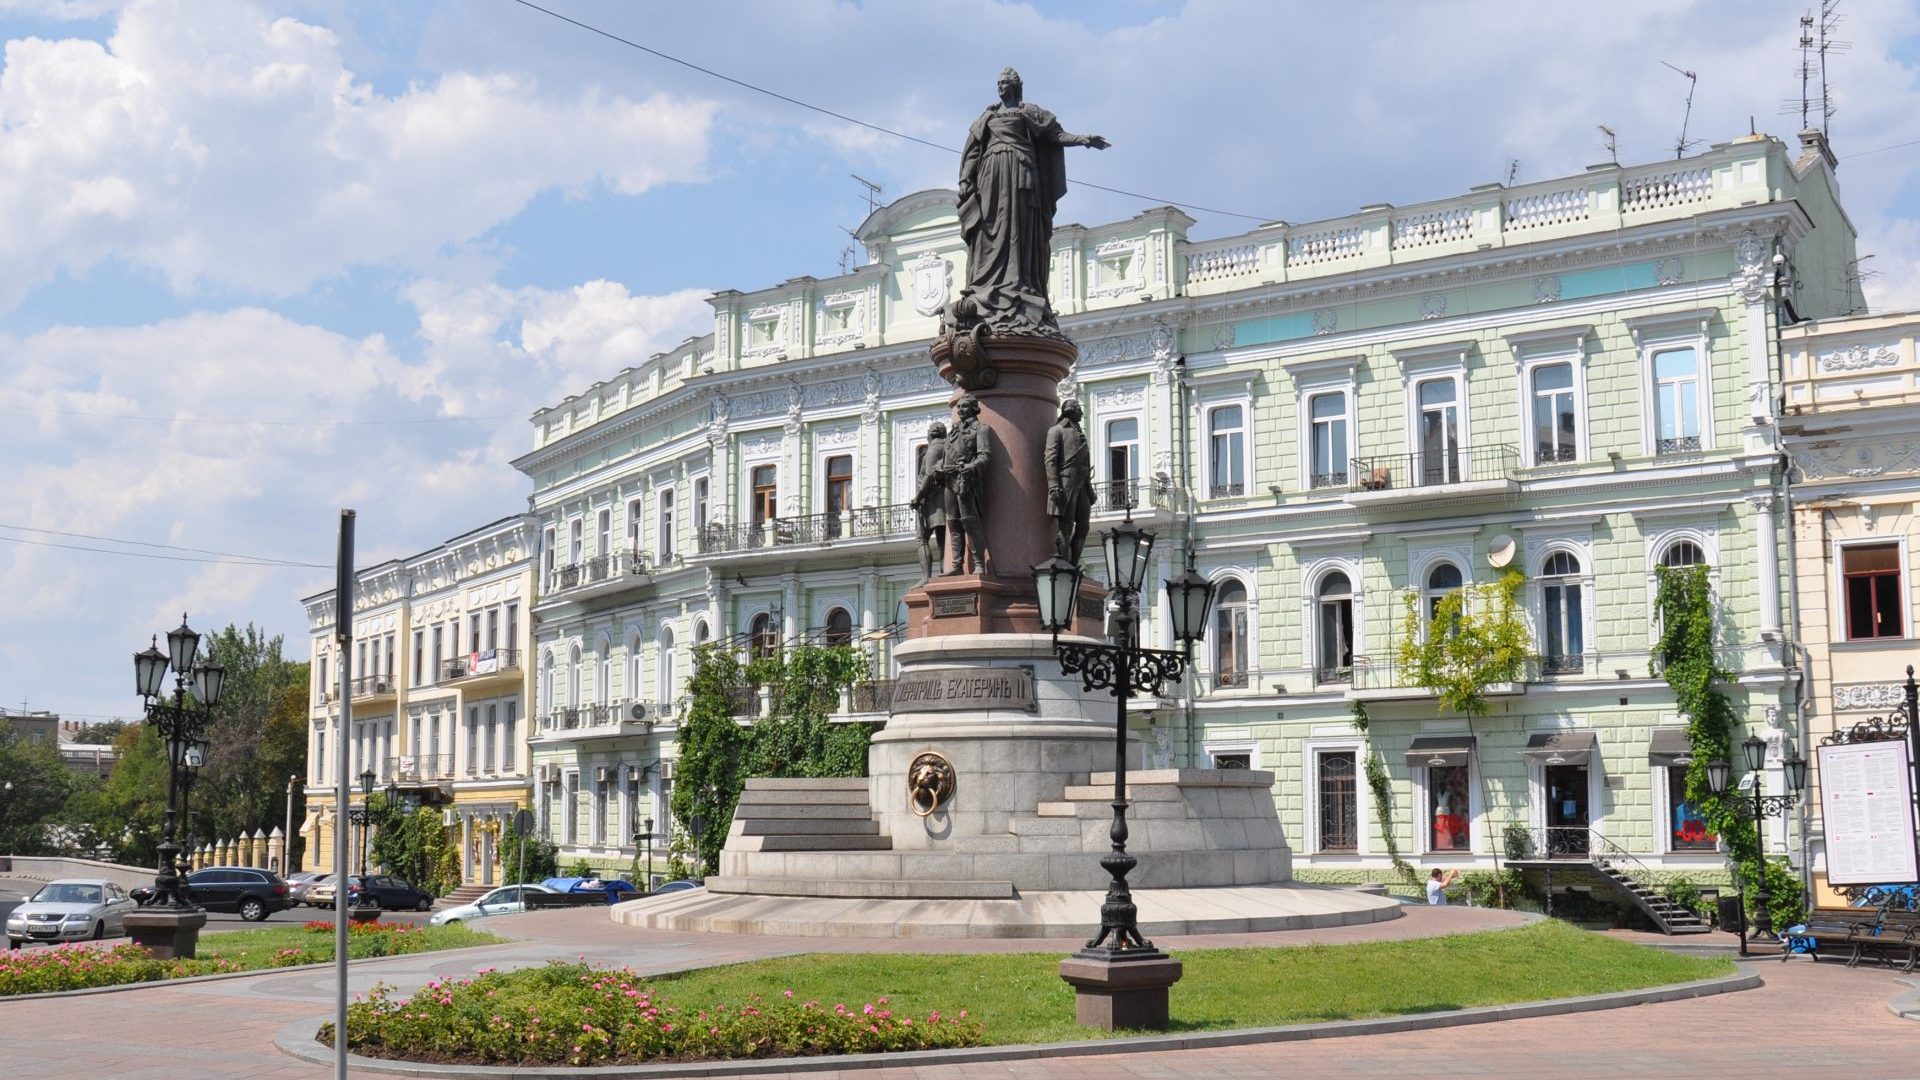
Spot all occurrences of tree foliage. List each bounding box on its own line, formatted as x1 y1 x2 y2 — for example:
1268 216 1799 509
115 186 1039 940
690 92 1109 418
1397 570 1530 716
1653 564 1805 930
0 723 81 855
369 793 459 896
671 645 753 876
498 824 559 884
67 720 129 746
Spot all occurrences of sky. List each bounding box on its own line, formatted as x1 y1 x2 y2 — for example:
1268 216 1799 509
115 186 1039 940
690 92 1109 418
2 0 1919 725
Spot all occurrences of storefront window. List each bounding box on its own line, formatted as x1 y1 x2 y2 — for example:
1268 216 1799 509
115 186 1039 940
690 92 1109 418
1428 764 1470 851
1668 764 1716 851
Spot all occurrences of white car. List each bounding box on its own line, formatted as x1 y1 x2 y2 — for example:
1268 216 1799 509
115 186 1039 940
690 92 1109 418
428 884 555 926
6 879 139 948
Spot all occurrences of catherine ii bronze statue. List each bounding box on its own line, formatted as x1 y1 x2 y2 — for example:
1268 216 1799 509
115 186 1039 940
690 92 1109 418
955 68 1108 338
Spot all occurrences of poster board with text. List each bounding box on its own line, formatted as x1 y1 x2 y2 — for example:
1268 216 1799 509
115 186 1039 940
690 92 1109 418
1817 739 1919 887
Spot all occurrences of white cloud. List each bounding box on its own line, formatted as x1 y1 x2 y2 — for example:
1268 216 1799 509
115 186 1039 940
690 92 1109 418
0 0 717 310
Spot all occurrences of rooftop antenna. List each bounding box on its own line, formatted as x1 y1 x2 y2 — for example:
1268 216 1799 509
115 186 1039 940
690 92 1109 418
1598 125 1618 166
1505 158 1521 185
1660 61 1701 159
1815 0 1848 139
839 174 884 274
1788 4 1850 137
837 225 860 276
851 173 882 217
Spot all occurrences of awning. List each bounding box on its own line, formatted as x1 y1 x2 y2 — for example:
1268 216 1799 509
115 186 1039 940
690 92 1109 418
1404 735 1476 768
1522 730 1598 765
1647 727 1695 767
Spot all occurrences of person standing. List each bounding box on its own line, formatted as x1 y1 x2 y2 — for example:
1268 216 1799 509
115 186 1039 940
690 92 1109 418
1426 867 1458 905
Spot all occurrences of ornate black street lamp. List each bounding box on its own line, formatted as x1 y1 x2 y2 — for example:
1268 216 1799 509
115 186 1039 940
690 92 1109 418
346 769 377 878
1705 737 1807 955
131 616 225 910
1033 516 1214 958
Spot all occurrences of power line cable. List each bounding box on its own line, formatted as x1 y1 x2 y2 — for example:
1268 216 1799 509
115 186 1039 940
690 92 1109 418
0 524 323 567
0 534 328 569
0 401 515 428
505 0 1281 223
1845 136 1920 160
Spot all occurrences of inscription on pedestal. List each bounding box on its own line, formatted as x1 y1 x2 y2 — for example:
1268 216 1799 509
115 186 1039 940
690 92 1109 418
932 594 979 617
890 665 1037 714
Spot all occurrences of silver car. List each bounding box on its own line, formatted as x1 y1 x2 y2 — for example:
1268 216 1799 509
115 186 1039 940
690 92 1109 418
428 884 554 926
5 879 139 948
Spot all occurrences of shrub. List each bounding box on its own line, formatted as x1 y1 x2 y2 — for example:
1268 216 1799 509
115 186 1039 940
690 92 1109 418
1448 869 1527 909
0 943 169 995
321 961 985 1066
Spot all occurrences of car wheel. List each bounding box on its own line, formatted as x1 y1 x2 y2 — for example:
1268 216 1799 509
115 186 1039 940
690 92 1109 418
92 921 104 941
239 898 267 922
415 896 432 912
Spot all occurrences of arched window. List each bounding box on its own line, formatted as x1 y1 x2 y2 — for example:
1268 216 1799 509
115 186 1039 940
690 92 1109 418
566 644 582 709
1424 563 1464 634
540 651 554 716
1540 551 1585 673
1659 540 1707 569
823 607 854 647
657 627 676 707
1212 579 1249 688
693 619 710 646
596 636 612 705
1315 571 1354 683
749 612 778 661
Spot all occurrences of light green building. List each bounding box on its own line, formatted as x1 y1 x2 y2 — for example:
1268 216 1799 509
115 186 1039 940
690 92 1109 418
514 131 1858 889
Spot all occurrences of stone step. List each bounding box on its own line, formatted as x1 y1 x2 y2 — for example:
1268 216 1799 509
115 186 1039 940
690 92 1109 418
1035 801 1078 817
704 875 1015 900
747 834 894 853
736 788 871 807
736 818 880 837
742 777 870 791
730 802 876 819
1061 783 1182 802
1007 815 1081 836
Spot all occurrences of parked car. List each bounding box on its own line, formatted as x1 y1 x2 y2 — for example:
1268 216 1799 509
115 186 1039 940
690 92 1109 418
286 871 331 907
180 867 291 921
649 879 700 896
524 877 639 908
342 874 434 912
428 884 555 926
5 879 139 948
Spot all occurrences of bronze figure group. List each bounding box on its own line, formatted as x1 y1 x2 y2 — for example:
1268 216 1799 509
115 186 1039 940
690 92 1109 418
914 394 992 579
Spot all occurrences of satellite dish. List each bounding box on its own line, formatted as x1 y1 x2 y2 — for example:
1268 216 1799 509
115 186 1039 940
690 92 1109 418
1487 534 1516 568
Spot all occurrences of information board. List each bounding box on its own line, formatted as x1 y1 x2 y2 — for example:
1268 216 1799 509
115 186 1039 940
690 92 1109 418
1817 739 1919 886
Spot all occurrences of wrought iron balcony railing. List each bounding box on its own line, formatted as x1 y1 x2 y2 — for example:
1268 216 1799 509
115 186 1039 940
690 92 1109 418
350 674 397 698
1656 435 1703 456
547 550 650 596
440 648 521 682
1093 477 1182 514
384 754 455 783
697 504 917 555
1349 443 1518 493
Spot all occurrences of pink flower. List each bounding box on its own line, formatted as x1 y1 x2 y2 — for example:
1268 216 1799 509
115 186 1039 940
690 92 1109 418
782 989 793 999
863 1003 875 1016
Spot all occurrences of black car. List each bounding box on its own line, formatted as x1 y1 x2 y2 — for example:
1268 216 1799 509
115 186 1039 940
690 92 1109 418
183 867 292 921
344 874 434 912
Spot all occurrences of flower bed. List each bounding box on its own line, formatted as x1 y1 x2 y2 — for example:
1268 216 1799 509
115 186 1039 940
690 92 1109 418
0 922 494 997
321 962 985 1066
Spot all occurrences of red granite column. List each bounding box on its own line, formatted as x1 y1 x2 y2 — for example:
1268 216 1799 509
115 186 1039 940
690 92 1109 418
905 335 1106 637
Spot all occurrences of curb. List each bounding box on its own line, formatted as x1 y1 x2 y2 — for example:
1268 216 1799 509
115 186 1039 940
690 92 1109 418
1890 978 1920 1022
274 969 1761 1078
0 940 508 1005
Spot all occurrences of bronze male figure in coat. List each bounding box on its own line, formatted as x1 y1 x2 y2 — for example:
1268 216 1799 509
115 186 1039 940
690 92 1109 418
1045 399 1093 564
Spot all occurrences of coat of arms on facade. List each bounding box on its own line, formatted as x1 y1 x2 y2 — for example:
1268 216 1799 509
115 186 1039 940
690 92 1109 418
910 252 951 317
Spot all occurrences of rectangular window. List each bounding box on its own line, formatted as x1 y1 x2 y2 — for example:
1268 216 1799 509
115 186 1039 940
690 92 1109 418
317 657 328 703
503 703 518 774
357 642 367 683
1309 391 1348 489
430 626 443 684
658 488 677 559
1416 377 1461 485
564 774 579 844
627 498 644 553
1653 346 1701 454
1843 543 1905 639
569 519 583 564
314 726 326 785
411 631 423 688
1317 751 1359 852
484 704 498 773
596 508 611 558
1104 417 1139 510
384 635 395 685
751 465 778 526
505 605 518 658
693 477 709 533
485 608 499 652
466 706 479 773
469 614 481 656
1530 361 1577 464
1427 764 1471 851
1208 405 1246 499
824 456 853 537
428 712 440 767
593 777 609 845
542 526 556 574
1667 765 1717 851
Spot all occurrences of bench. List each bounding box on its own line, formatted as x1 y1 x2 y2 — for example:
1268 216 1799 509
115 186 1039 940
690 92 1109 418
1856 909 1920 973
1786 907 1878 964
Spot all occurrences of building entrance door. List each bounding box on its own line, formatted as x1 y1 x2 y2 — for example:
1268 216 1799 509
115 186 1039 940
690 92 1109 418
1545 764 1589 856
481 827 495 885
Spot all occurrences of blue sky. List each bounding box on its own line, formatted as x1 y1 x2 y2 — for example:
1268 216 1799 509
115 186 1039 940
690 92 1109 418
2 0 1919 723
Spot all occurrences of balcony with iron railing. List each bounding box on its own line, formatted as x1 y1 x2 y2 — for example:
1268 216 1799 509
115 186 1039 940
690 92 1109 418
544 550 653 603
1348 444 1518 505
350 674 397 700
536 699 678 741
439 648 522 683
384 754 456 784
696 504 918 557
1092 477 1183 517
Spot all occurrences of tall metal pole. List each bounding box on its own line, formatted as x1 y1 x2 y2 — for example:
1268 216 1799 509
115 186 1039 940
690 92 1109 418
1751 776 1774 942
332 509 355 1080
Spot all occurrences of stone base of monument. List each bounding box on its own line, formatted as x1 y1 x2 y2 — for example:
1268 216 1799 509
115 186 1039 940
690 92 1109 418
1058 950 1184 1030
124 907 207 960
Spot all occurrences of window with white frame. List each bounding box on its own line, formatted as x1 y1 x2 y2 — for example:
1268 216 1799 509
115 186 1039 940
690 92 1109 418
822 608 853 647
1206 404 1246 499
1212 578 1250 688
627 634 643 702
593 773 609 845
1425 760 1471 852
567 645 582 708
626 498 643 554
314 724 326 784
1530 361 1579 464
411 631 424 688
563 772 579 844
1316 750 1360 852
484 703 498 773
1842 542 1905 640
692 476 710 535
597 638 612 705
823 455 854 537
1665 764 1717 852
568 519 582 564
316 656 328 704
1315 571 1354 684
540 651 554 715
1540 551 1586 673
542 525 556 575
657 488 676 561
750 612 779 661
1652 346 1702 455
1424 562 1464 635
596 508 611 559
657 628 677 706
750 465 778 527
1103 417 1139 511
465 706 479 773
1658 539 1708 570
1416 377 1462 485
1308 391 1349 489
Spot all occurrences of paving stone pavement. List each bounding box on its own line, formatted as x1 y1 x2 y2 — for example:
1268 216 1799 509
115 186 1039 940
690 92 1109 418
0 903 1912 1079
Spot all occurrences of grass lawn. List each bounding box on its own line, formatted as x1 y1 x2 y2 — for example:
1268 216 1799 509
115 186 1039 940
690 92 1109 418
648 920 1730 1044
0 922 498 996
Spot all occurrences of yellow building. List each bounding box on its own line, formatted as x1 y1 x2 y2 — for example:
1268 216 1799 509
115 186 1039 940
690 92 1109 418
1782 309 1920 903
300 515 537 891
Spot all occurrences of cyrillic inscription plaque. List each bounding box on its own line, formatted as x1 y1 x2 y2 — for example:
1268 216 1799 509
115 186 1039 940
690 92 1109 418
889 665 1037 714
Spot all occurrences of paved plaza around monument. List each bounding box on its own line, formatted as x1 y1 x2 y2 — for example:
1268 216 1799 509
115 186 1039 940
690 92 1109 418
0 905 1915 1079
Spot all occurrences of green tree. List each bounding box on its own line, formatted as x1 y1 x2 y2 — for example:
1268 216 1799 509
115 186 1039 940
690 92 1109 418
498 823 558 884
672 645 753 875
196 625 309 843
368 793 459 895
67 720 130 746
0 722 78 855
91 724 170 865
1397 569 1530 716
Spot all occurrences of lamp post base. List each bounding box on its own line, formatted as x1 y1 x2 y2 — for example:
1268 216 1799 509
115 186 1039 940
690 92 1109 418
1058 950 1183 1031
123 908 206 960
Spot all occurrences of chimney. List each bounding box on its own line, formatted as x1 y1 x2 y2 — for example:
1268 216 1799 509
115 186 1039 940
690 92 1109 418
1797 129 1838 171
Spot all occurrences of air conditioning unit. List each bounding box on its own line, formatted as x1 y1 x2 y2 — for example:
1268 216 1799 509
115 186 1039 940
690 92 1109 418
627 702 649 722
441 808 457 826
595 765 612 784
659 760 676 781
535 764 552 784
